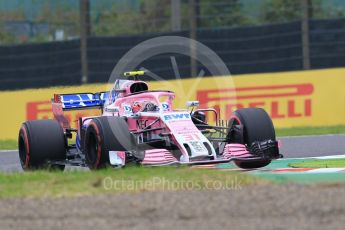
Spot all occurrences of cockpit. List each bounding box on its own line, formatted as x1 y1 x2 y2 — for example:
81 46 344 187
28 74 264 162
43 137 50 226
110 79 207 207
123 91 175 114
106 71 175 115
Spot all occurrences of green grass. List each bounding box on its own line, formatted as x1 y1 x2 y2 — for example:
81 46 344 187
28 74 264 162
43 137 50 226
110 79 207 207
276 125 345 137
0 166 261 199
289 159 345 168
0 139 17 150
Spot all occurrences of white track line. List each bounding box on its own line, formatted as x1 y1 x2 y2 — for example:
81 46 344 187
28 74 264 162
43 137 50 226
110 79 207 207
312 155 345 159
307 168 345 173
278 134 345 138
282 154 345 160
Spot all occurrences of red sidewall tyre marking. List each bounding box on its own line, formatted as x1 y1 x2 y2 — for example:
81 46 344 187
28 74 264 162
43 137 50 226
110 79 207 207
21 126 30 168
89 121 102 168
230 115 242 125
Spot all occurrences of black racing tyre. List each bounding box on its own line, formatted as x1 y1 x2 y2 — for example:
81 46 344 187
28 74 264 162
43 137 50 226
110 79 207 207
231 108 276 169
83 116 135 170
18 120 67 170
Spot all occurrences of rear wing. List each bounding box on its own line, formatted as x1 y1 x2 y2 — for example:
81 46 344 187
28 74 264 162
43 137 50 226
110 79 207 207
52 92 109 110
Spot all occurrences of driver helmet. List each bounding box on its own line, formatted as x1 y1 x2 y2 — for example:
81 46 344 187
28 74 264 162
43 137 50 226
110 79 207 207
132 101 158 113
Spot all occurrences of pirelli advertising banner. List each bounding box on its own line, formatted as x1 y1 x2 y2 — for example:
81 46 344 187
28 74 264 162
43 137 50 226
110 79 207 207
0 68 345 140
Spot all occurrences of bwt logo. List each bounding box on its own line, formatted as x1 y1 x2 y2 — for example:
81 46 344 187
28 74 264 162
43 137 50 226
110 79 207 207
164 113 190 121
197 84 314 120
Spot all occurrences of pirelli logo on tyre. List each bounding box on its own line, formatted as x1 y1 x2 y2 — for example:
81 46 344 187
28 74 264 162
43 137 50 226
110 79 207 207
196 83 314 121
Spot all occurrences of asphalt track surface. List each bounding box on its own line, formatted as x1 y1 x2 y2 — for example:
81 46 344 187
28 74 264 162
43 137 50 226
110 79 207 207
1 134 345 172
1 135 344 230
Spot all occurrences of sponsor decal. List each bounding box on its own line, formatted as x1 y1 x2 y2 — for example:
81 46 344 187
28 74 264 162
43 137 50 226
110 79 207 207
109 89 117 104
123 104 132 114
109 151 126 166
114 79 121 90
60 92 108 109
182 133 201 141
27 101 52 120
197 84 313 121
163 113 191 121
161 102 169 111
189 141 206 152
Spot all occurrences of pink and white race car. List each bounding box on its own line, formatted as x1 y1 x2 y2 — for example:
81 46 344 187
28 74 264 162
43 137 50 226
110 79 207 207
18 71 281 171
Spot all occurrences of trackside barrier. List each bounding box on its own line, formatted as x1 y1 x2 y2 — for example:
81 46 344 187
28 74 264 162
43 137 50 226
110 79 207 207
0 68 344 140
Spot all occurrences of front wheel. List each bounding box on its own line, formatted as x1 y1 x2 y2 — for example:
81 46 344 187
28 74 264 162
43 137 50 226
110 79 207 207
229 108 276 169
83 116 134 169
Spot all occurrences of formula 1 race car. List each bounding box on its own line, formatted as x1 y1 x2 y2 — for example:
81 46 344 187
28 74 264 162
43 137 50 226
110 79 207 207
18 71 281 171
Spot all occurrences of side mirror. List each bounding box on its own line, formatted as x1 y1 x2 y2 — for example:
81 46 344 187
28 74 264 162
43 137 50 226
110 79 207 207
186 101 199 108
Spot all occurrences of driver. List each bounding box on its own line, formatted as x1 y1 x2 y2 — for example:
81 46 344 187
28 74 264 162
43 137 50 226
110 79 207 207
132 101 158 113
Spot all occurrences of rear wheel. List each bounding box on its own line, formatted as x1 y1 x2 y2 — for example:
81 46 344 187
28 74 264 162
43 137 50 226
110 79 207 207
230 108 276 169
18 120 66 170
83 116 134 169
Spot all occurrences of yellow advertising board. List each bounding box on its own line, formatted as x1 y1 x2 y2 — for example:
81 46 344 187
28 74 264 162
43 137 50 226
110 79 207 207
0 68 345 140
